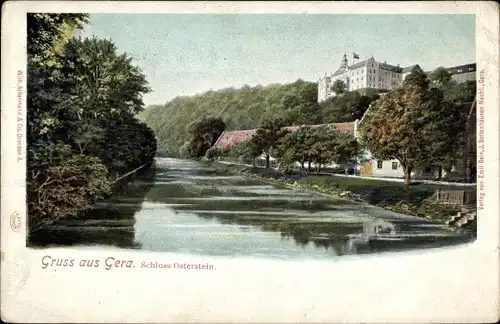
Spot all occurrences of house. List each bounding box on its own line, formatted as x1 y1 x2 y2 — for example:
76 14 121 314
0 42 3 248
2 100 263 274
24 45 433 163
446 63 476 83
212 121 358 168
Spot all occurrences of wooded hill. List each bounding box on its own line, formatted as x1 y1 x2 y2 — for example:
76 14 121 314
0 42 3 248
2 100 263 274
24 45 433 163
139 80 379 156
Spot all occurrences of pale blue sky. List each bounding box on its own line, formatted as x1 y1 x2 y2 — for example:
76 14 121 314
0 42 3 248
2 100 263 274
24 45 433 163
83 14 475 106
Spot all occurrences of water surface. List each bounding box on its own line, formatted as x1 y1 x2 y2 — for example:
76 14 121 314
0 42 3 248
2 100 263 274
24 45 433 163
30 158 472 260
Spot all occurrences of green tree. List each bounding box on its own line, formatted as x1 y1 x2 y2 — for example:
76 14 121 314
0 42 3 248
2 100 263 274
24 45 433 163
139 80 321 156
27 14 157 234
331 80 347 95
275 125 359 173
28 155 111 232
358 70 465 185
320 91 378 123
442 80 476 104
276 126 315 171
284 102 323 125
60 37 151 119
27 13 89 66
184 116 226 158
429 67 452 87
251 118 289 168
306 126 359 172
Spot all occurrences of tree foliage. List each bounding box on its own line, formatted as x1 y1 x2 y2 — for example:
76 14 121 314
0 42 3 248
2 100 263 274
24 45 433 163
140 80 317 156
428 66 452 87
140 79 380 156
275 126 359 172
358 70 466 184
182 116 226 158
428 67 476 104
250 118 289 168
331 80 347 94
442 80 476 104
27 14 157 232
319 91 378 123
27 13 89 65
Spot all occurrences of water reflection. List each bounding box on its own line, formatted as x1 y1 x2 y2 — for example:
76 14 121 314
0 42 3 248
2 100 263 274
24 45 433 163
28 167 156 249
29 158 472 259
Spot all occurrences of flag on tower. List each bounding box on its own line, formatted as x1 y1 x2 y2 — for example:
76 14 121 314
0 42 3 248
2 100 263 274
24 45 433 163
353 52 360 59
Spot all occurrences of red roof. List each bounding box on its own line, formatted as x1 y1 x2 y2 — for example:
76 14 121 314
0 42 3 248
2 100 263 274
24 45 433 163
213 122 355 150
212 129 257 149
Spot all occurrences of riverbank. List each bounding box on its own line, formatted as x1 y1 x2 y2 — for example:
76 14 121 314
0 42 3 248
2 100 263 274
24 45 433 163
28 163 156 239
206 160 477 229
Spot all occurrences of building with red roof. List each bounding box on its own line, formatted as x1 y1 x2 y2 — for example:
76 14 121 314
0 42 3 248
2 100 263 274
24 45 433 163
212 121 358 150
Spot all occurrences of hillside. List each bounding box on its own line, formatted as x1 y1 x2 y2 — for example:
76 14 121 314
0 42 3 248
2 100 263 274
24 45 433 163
139 80 379 157
139 80 320 156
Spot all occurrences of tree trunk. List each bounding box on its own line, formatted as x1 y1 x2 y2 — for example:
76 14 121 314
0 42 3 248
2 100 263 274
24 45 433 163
265 154 270 169
437 166 443 181
308 162 311 172
78 143 85 156
464 97 476 183
403 167 412 185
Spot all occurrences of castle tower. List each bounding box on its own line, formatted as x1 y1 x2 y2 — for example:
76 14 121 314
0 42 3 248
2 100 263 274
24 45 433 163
340 53 348 69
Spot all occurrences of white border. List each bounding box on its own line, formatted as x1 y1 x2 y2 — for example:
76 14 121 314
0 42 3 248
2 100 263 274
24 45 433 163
1 1 499 323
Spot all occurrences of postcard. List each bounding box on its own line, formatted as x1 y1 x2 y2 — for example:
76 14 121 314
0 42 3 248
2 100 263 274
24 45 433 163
1 1 499 323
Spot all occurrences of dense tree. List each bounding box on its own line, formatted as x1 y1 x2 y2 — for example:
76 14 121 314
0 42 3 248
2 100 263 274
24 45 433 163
283 102 323 125
139 80 320 156
28 155 111 232
428 67 476 104
442 80 476 104
27 13 89 65
319 91 378 123
429 67 452 87
275 126 315 171
275 126 359 173
331 80 347 95
27 14 157 233
250 118 289 168
358 70 465 185
183 116 226 158
312 126 359 168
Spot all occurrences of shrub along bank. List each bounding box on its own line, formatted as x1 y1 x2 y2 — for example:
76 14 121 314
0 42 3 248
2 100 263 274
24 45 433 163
206 160 476 227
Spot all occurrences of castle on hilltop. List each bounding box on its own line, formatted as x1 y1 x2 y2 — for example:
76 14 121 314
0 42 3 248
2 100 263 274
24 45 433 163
317 53 420 102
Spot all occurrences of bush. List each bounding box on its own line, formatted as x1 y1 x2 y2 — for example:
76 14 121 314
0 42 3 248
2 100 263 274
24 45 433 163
205 147 222 160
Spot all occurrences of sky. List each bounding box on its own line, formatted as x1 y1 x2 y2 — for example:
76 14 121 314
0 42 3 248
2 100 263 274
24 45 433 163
83 14 475 106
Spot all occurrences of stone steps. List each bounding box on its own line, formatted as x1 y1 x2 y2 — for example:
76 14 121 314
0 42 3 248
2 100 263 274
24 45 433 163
446 208 476 228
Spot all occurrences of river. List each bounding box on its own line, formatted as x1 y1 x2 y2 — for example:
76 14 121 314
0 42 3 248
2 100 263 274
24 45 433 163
29 157 472 259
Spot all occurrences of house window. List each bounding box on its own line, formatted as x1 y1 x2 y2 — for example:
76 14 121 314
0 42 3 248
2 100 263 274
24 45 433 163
377 160 383 169
392 162 398 170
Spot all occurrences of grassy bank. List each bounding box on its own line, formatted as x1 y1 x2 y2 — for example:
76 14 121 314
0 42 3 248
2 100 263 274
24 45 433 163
207 160 476 225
